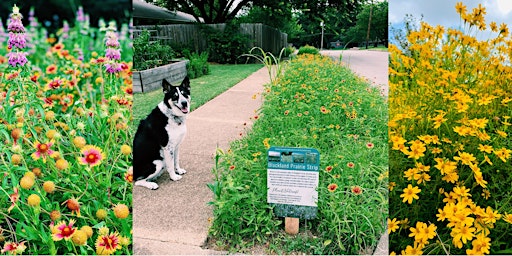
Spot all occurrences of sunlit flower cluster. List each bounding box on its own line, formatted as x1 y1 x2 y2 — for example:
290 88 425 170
0 5 132 255
389 2 512 254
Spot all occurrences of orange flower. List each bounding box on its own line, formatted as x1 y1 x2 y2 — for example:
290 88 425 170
351 185 363 195
327 183 338 192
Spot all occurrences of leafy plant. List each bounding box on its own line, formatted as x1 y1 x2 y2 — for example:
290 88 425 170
183 50 210 79
133 30 175 70
242 47 288 85
297 45 320 55
202 23 251 64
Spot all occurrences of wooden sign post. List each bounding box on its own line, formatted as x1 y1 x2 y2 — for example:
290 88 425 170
267 147 319 235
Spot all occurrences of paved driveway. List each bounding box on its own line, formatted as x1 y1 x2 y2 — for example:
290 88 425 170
322 49 389 97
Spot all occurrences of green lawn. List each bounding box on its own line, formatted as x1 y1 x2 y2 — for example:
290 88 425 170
132 63 263 130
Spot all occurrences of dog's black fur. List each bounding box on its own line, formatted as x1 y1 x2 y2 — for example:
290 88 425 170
133 77 190 189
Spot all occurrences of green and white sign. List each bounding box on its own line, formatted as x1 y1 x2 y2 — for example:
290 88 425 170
267 147 319 219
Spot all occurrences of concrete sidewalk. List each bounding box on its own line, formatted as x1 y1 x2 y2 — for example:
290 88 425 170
133 67 269 255
133 62 389 255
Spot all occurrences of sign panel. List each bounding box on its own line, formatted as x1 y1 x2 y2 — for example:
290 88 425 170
267 147 319 219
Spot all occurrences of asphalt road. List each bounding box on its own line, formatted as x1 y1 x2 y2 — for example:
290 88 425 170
321 49 389 97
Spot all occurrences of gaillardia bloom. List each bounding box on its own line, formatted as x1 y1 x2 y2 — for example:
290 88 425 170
52 219 77 241
95 232 122 255
1 241 26 254
79 145 105 167
31 141 57 163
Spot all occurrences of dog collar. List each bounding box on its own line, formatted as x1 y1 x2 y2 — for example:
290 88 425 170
158 102 185 125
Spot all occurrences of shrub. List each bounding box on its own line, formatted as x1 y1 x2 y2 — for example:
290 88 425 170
183 49 210 79
202 23 251 64
133 30 175 70
297 45 320 55
389 2 512 255
283 46 296 57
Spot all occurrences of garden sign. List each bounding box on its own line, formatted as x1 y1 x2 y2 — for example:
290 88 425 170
267 146 319 234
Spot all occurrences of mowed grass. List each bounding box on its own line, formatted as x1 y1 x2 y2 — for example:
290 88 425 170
132 63 263 130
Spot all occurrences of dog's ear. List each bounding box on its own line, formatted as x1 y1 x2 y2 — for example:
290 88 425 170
181 76 190 90
162 79 172 93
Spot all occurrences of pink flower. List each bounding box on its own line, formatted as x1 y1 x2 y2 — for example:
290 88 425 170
6 5 28 67
8 188 19 213
31 141 57 163
1 241 26 254
51 219 77 241
79 145 105 167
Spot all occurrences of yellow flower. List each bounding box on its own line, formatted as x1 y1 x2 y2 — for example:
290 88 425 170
55 159 69 170
113 203 130 219
407 140 426 160
81 226 94 238
466 233 491 255
453 185 471 198
482 206 501 225
71 230 88 246
20 176 35 190
402 242 424 255
478 144 493 154
27 194 41 207
451 223 475 245
503 213 512 224
400 184 421 204
453 151 476 165
120 144 132 156
493 147 511 162
96 209 108 220
43 181 56 193
388 218 400 234
263 138 270 149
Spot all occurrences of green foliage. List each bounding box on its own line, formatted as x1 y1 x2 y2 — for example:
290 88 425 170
237 5 302 40
182 50 210 79
297 45 320 55
242 47 288 84
283 46 296 57
133 30 176 70
203 23 251 64
346 1 389 47
208 54 388 254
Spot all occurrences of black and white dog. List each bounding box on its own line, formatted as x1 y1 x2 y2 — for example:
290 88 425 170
133 77 191 190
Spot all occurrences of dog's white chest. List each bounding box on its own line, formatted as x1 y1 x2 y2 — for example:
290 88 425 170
165 120 186 146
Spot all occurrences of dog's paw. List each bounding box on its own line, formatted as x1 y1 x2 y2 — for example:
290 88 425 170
170 174 182 181
135 180 159 190
176 168 187 175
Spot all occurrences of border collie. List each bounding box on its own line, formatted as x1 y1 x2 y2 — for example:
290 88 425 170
133 77 191 190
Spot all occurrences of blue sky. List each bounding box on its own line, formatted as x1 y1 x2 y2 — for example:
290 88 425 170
389 0 512 42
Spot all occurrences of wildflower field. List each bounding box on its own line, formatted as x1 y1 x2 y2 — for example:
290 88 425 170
389 3 512 255
208 54 388 254
0 6 132 255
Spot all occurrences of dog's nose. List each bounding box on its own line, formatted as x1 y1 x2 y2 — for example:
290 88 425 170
181 101 188 108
